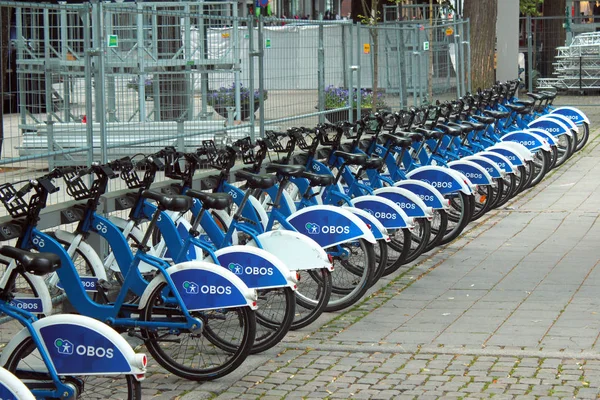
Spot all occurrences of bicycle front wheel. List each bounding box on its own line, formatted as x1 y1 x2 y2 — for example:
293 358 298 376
4 336 142 399
141 281 255 381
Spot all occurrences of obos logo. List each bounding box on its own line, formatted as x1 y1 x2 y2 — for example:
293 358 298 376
464 172 482 179
54 338 114 359
545 127 561 133
305 222 350 235
228 263 243 275
54 339 74 355
182 281 199 294
396 202 416 210
364 208 397 220
228 262 273 276
419 194 434 202
519 140 537 146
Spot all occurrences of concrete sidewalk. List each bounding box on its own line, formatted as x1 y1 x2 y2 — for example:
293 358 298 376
140 103 600 399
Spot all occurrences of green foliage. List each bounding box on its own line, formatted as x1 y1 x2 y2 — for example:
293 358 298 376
520 0 543 16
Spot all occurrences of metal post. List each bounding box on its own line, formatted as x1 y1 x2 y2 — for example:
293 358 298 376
257 15 265 139
233 6 241 122
318 21 325 124
184 4 193 121
412 25 419 106
83 3 94 167
527 15 533 92
356 23 362 113
465 20 471 94
105 6 116 123
93 1 107 163
454 32 462 98
248 17 256 142
348 23 355 123
60 7 71 122
342 24 347 88
136 3 145 121
43 9 53 121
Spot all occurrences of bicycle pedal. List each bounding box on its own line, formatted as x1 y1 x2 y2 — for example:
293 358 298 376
97 279 113 291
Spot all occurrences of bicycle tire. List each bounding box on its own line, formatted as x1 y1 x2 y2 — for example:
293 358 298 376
292 268 332 330
324 239 375 312
402 217 430 264
250 287 295 354
471 184 494 221
4 336 142 399
140 281 255 381
383 228 412 276
527 150 550 188
494 173 517 208
439 191 472 246
553 134 573 169
424 209 448 253
575 122 589 151
0 271 44 345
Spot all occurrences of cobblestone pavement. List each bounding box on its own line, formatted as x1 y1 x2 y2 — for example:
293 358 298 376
136 100 600 399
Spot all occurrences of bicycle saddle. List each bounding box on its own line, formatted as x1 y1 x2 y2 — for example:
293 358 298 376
234 170 277 189
471 115 495 125
0 246 61 276
142 190 193 212
333 151 368 166
380 132 413 147
364 157 384 170
526 92 544 101
483 110 510 119
460 120 486 131
186 190 232 211
265 163 306 178
448 122 474 134
397 131 424 142
301 171 335 187
514 99 534 107
504 103 528 113
412 127 443 140
436 124 462 137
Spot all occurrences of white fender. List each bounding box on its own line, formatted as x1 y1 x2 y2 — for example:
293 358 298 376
393 179 448 210
476 151 516 174
490 142 533 162
341 206 393 240
542 113 579 135
501 130 552 152
448 159 494 185
464 154 505 178
529 116 573 138
0 261 52 315
551 106 590 125
287 205 377 246
351 194 415 228
53 230 108 282
371 189 433 217
138 261 258 310
525 128 558 146
248 195 269 231
0 367 36 399
210 245 297 289
406 165 473 195
0 314 147 376
249 230 333 271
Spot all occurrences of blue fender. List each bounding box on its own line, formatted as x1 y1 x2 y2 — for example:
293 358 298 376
164 261 258 311
342 206 392 240
371 188 432 218
541 114 579 136
213 246 296 290
406 165 472 195
0 314 147 376
476 151 516 174
488 145 527 167
528 117 572 138
447 159 494 185
463 155 504 179
526 128 558 146
350 195 414 228
287 205 376 248
551 106 590 126
501 130 551 152
393 179 447 210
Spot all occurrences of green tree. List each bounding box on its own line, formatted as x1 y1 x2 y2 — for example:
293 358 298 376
520 0 543 16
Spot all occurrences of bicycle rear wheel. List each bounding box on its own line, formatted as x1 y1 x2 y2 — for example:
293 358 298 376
140 281 255 381
576 122 589 151
383 228 412 276
324 239 375 312
4 336 141 399
250 287 295 354
292 268 332 330
527 150 550 188
439 191 472 246
424 209 448 253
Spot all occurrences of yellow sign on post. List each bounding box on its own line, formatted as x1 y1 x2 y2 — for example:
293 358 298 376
445 27 454 36
363 43 371 54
